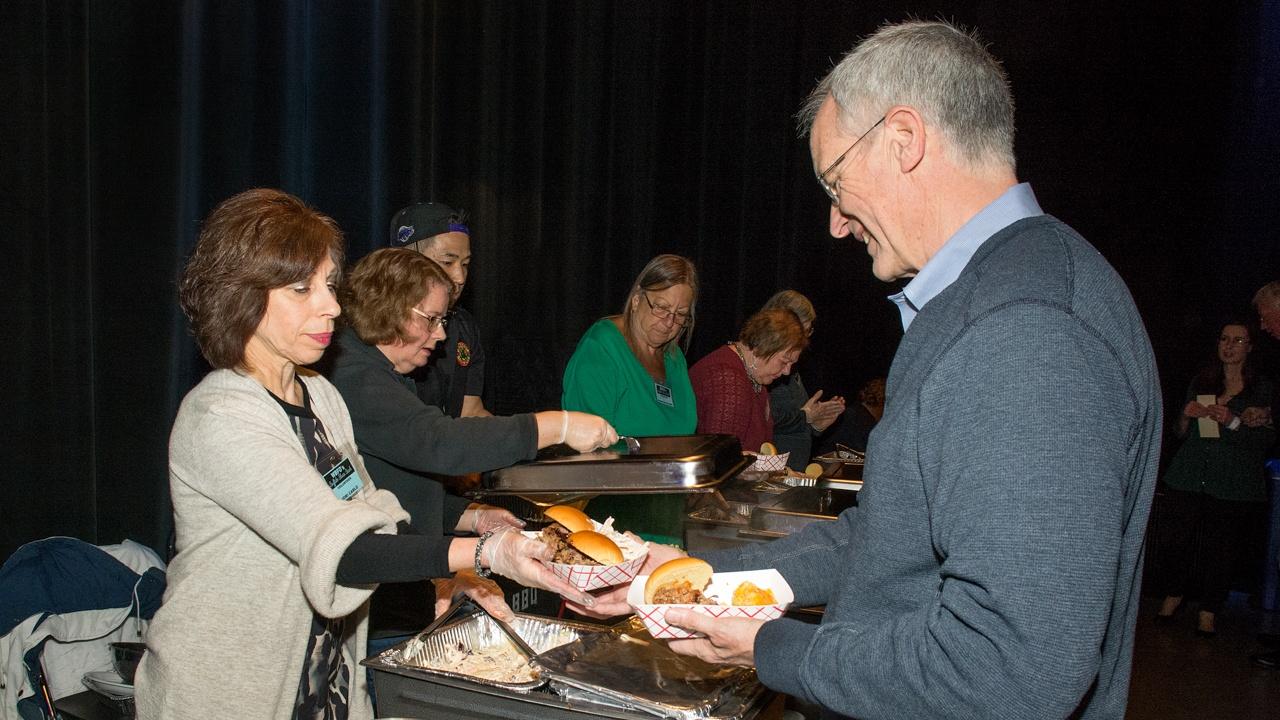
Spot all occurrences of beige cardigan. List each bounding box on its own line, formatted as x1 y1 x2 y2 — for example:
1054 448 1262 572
135 370 410 719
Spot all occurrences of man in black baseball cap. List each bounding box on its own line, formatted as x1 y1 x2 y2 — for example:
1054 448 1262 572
390 202 492 418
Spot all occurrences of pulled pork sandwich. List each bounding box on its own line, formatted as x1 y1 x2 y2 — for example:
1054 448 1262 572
643 558 716 605
539 505 624 565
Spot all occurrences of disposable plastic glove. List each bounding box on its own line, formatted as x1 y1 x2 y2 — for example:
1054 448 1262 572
459 504 525 535
481 526 596 607
432 569 513 621
563 412 619 452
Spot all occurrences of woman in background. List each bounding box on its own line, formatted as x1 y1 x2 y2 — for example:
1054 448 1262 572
562 254 698 545
689 308 808 454
137 190 586 720
1154 319 1274 636
762 290 845 470
817 377 885 455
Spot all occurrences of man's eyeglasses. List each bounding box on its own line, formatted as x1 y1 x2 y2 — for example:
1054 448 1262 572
643 293 691 327
816 116 885 205
411 307 449 333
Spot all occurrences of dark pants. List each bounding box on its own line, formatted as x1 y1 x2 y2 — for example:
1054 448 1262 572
1154 488 1263 613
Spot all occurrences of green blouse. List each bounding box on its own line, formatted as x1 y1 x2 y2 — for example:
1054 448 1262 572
562 318 697 436
562 318 697 544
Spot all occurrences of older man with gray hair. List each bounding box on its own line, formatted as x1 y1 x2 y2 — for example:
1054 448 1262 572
579 20 1161 719
1251 281 1280 670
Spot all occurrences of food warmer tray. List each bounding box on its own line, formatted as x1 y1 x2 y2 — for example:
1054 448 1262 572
744 487 848 538
365 611 773 720
476 434 750 497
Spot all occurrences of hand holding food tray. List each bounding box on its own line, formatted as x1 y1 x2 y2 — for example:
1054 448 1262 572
627 558 793 639
524 505 650 591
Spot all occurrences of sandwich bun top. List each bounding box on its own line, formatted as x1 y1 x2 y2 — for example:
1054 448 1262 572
544 505 593 533
759 442 778 455
643 557 713 603
567 530 623 565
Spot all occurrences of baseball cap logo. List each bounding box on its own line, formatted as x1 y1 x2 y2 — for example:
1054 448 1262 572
396 225 415 244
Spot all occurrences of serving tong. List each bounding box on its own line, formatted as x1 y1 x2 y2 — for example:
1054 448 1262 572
430 593 540 667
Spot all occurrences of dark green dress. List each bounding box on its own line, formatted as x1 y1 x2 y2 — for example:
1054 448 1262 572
1162 377 1275 502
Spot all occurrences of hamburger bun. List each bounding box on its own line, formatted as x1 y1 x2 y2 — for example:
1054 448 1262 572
731 581 777 606
644 557 713 604
544 505 594 533
759 442 778 455
566 530 624 565
804 462 823 478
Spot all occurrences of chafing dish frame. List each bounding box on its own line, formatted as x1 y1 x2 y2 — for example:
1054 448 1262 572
475 434 751 497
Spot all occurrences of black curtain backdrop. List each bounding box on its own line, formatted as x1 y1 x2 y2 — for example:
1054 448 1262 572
4 1 1278 560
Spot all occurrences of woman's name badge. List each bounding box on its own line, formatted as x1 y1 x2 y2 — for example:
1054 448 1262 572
654 382 674 407
320 453 363 500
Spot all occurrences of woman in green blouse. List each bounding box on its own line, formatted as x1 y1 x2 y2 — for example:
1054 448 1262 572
562 254 698 544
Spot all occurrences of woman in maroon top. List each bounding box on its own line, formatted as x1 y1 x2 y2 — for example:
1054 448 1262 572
689 308 809 452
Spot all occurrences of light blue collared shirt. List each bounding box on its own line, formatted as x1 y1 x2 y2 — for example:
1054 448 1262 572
888 182 1043 330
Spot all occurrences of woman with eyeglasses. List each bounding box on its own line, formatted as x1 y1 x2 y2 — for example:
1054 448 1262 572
760 290 846 470
1153 319 1274 636
562 254 699 545
319 248 616 640
689 308 809 456
137 192 595 720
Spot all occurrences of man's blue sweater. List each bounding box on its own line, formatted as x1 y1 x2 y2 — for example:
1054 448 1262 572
705 216 1162 719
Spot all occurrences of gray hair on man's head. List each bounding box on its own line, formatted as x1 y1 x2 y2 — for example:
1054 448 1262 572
797 20 1016 172
1254 281 1280 310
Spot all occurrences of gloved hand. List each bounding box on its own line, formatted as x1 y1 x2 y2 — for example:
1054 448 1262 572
563 411 619 452
432 569 513 621
566 535 685 618
481 526 596 607
458 504 525 535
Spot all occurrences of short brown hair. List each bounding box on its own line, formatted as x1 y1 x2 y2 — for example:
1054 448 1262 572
179 188 344 369
341 247 453 345
621 254 699 351
739 308 809 359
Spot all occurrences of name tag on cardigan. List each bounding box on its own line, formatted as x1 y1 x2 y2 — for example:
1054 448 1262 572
654 382 674 407
320 453 363 500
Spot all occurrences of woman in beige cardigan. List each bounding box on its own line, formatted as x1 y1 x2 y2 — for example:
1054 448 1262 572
135 189 596 720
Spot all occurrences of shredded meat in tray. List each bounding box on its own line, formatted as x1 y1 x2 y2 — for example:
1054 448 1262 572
652 579 716 605
539 525 598 565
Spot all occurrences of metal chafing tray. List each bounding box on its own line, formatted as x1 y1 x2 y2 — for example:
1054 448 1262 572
477 434 750 497
363 611 604 693
365 611 773 720
536 617 761 720
744 486 850 538
812 451 864 482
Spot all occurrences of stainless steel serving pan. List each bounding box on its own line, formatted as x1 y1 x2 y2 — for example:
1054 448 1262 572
477 434 750 496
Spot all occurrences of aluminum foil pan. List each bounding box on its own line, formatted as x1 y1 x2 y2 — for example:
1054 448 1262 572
537 617 757 719
364 611 603 693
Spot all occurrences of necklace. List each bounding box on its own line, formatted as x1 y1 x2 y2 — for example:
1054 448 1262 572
729 342 761 394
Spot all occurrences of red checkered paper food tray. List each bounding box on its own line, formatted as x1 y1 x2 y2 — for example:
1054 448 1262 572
627 569 793 639
743 451 789 472
523 522 649 591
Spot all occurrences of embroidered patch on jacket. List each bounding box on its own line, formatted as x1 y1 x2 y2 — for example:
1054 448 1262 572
456 340 472 367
